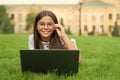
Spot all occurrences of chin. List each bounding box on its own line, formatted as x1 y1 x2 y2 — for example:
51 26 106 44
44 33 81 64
43 35 50 38
40 32 52 38
42 34 51 37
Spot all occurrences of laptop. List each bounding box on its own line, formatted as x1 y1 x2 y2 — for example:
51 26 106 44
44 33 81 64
20 49 79 75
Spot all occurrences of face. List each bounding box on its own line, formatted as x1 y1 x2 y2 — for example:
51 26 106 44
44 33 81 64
37 16 55 41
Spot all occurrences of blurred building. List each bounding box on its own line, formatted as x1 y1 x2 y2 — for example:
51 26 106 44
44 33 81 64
0 0 120 35
80 0 120 36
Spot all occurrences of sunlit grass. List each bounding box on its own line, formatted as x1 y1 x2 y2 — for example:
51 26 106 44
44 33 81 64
0 34 120 80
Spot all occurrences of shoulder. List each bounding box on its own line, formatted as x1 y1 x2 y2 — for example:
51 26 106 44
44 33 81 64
70 38 78 50
70 38 76 44
28 34 34 49
28 34 34 43
28 34 34 40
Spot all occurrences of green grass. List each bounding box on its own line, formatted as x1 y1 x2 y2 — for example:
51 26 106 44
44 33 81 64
0 34 120 80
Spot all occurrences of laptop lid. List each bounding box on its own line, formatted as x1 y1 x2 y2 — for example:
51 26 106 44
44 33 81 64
20 49 79 74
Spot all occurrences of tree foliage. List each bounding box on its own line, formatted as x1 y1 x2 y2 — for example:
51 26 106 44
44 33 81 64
25 12 36 31
0 5 7 26
112 21 120 36
1 17 14 33
0 5 14 33
60 18 65 27
65 25 72 34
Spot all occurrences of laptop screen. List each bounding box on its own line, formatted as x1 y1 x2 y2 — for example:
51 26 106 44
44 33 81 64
20 49 79 74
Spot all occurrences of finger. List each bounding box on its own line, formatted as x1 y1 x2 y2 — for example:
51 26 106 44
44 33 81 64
55 24 64 29
55 24 65 33
55 26 61 30
54 25 61 31
55 24 62 28
55 24 59 26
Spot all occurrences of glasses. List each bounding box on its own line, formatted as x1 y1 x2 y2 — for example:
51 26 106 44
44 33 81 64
38 22 54 28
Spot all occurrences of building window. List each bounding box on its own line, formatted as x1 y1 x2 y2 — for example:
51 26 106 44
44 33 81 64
84 15 87 22
100 15 104 21
100 25 104 32
92 16 95 21
117 14 120 20
109 25 113 32
84 25 88 31
109 14 112 20
92 25 96 32
18 25 22 32
11 14 14 20
18 13 22 22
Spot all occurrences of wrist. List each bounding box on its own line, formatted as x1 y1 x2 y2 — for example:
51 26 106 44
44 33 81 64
61 33 69 40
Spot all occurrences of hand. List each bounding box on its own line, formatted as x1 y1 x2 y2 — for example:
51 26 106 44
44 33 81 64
55 24 66 38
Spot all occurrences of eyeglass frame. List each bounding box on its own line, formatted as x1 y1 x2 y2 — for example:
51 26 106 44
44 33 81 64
37 22 55 28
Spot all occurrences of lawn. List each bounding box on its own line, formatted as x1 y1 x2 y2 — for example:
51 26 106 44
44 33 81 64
0 34 120 80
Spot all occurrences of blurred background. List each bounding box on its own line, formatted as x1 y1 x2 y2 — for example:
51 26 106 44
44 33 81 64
0 0 120 36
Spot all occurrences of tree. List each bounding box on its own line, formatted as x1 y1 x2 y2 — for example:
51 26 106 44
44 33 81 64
25 12 36 32
0 5 7 25
0 5 14 33
1 17 14 33
112 21 120 36
60 18 65 27
0 5 8 32
65 25 72 34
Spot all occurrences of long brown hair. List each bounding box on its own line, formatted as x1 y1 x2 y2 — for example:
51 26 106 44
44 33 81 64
34 10 65 49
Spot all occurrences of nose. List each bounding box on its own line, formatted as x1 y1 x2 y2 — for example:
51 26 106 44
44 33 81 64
44 24 48 28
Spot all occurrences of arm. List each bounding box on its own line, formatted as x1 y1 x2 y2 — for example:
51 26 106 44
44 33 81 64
55 24 82 63
55 24 76 50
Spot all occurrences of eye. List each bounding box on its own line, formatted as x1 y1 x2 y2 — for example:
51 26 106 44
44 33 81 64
39 23 44 26
48 23 53 26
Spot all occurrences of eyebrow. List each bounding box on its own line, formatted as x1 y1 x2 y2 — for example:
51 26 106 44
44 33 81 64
38 22 54 24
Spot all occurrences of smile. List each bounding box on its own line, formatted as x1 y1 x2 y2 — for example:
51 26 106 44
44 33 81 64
43 31 50 34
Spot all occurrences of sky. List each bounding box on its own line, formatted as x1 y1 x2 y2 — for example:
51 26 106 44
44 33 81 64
0 0 79 5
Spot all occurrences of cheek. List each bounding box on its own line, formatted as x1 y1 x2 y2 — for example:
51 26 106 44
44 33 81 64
37 26 40 30
51 27 56 31
37 26 43 32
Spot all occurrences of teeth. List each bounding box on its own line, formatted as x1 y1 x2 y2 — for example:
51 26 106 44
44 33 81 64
44 32 48 33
